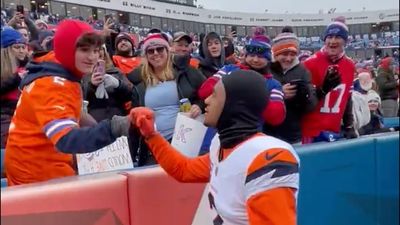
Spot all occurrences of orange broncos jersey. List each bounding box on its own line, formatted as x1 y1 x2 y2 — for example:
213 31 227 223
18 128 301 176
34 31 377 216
5 76 82 185
112 55 141 75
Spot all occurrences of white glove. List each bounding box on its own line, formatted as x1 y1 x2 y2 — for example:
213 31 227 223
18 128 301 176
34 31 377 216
103 74 120 92
95 83 109 99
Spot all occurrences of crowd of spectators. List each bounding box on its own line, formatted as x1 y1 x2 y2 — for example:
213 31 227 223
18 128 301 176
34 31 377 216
1 8 399 186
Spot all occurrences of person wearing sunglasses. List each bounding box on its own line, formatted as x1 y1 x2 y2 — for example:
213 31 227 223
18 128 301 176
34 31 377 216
129 70 299 225
198 27 286 130
239 28 286 127
128 33 205 167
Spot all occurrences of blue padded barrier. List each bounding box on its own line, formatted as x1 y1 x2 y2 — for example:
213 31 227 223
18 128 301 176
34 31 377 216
383 117 399 128
295 133 399 225
296 138 377 225
1 178 7 188
375 134 399 225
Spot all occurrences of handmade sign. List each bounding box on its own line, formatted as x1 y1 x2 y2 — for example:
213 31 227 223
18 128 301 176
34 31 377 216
76 136 134 175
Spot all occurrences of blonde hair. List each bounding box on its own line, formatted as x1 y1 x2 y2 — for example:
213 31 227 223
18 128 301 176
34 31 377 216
141 50 174 86
1 47 17 81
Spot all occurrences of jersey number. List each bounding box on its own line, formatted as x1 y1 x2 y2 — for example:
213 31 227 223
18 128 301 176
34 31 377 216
53 77 66 86
320 84 346 113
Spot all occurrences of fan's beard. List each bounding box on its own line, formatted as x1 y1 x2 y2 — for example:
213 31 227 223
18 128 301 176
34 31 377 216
117 49 132 57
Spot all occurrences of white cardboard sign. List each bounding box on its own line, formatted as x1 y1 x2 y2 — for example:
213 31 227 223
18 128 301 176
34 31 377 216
171 113 208 157
76 136 134 175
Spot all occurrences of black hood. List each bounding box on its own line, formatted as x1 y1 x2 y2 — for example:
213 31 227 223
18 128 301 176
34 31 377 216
200 32 225 69
217 70 269 148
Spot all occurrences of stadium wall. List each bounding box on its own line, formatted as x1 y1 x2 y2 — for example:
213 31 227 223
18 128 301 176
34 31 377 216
1 132 399 225
54 0 399 26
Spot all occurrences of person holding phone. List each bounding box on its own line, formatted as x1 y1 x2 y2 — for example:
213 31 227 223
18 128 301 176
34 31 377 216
8 6 39 42
82 45 132 122
302 17 357 143
5 20 136 186
266 31 318 144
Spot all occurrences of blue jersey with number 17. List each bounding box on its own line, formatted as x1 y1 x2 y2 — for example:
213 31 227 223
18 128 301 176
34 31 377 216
301 51 355 138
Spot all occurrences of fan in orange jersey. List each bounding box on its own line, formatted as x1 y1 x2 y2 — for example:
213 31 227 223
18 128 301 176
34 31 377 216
112 32 141 75
131 70 299 225
5 20 134 186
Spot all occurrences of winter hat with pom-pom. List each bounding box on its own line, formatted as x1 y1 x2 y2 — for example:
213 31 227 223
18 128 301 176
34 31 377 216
245 27 272 60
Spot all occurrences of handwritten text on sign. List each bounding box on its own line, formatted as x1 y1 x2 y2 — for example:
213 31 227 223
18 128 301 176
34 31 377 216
76 136 134 175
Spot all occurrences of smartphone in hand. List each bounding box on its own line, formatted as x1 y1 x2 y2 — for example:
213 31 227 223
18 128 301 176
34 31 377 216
16 5 24 19
94 60 106 75
327 64 339 74
289 79 303 86
16 5 24 14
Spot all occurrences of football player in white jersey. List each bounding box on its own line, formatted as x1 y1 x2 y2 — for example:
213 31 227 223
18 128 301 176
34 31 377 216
130 70 300 225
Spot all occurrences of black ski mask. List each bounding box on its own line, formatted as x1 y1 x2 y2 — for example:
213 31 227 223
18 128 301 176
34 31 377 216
217 70 269 149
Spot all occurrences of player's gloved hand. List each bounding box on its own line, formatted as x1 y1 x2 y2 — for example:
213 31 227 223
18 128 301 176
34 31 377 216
343 126 358 139
110 115 130 137
130 107 156 138
317 65 342 98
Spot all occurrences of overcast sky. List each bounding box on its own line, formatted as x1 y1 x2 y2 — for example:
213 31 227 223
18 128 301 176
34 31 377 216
196 0 399 14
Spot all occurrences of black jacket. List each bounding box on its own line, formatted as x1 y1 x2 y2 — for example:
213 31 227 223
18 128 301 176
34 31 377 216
0 74 21 148
82 67 132 121
127 55 206 166
376 68 398 100
265 61 318 143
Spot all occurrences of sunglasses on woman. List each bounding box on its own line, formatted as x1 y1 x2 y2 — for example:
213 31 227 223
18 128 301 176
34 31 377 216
146 47 166 55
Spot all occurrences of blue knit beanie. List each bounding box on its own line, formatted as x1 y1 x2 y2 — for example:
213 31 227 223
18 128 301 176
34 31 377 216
245 39 272 61
245 26 272 61
323 21 349 41
1 27 25 48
